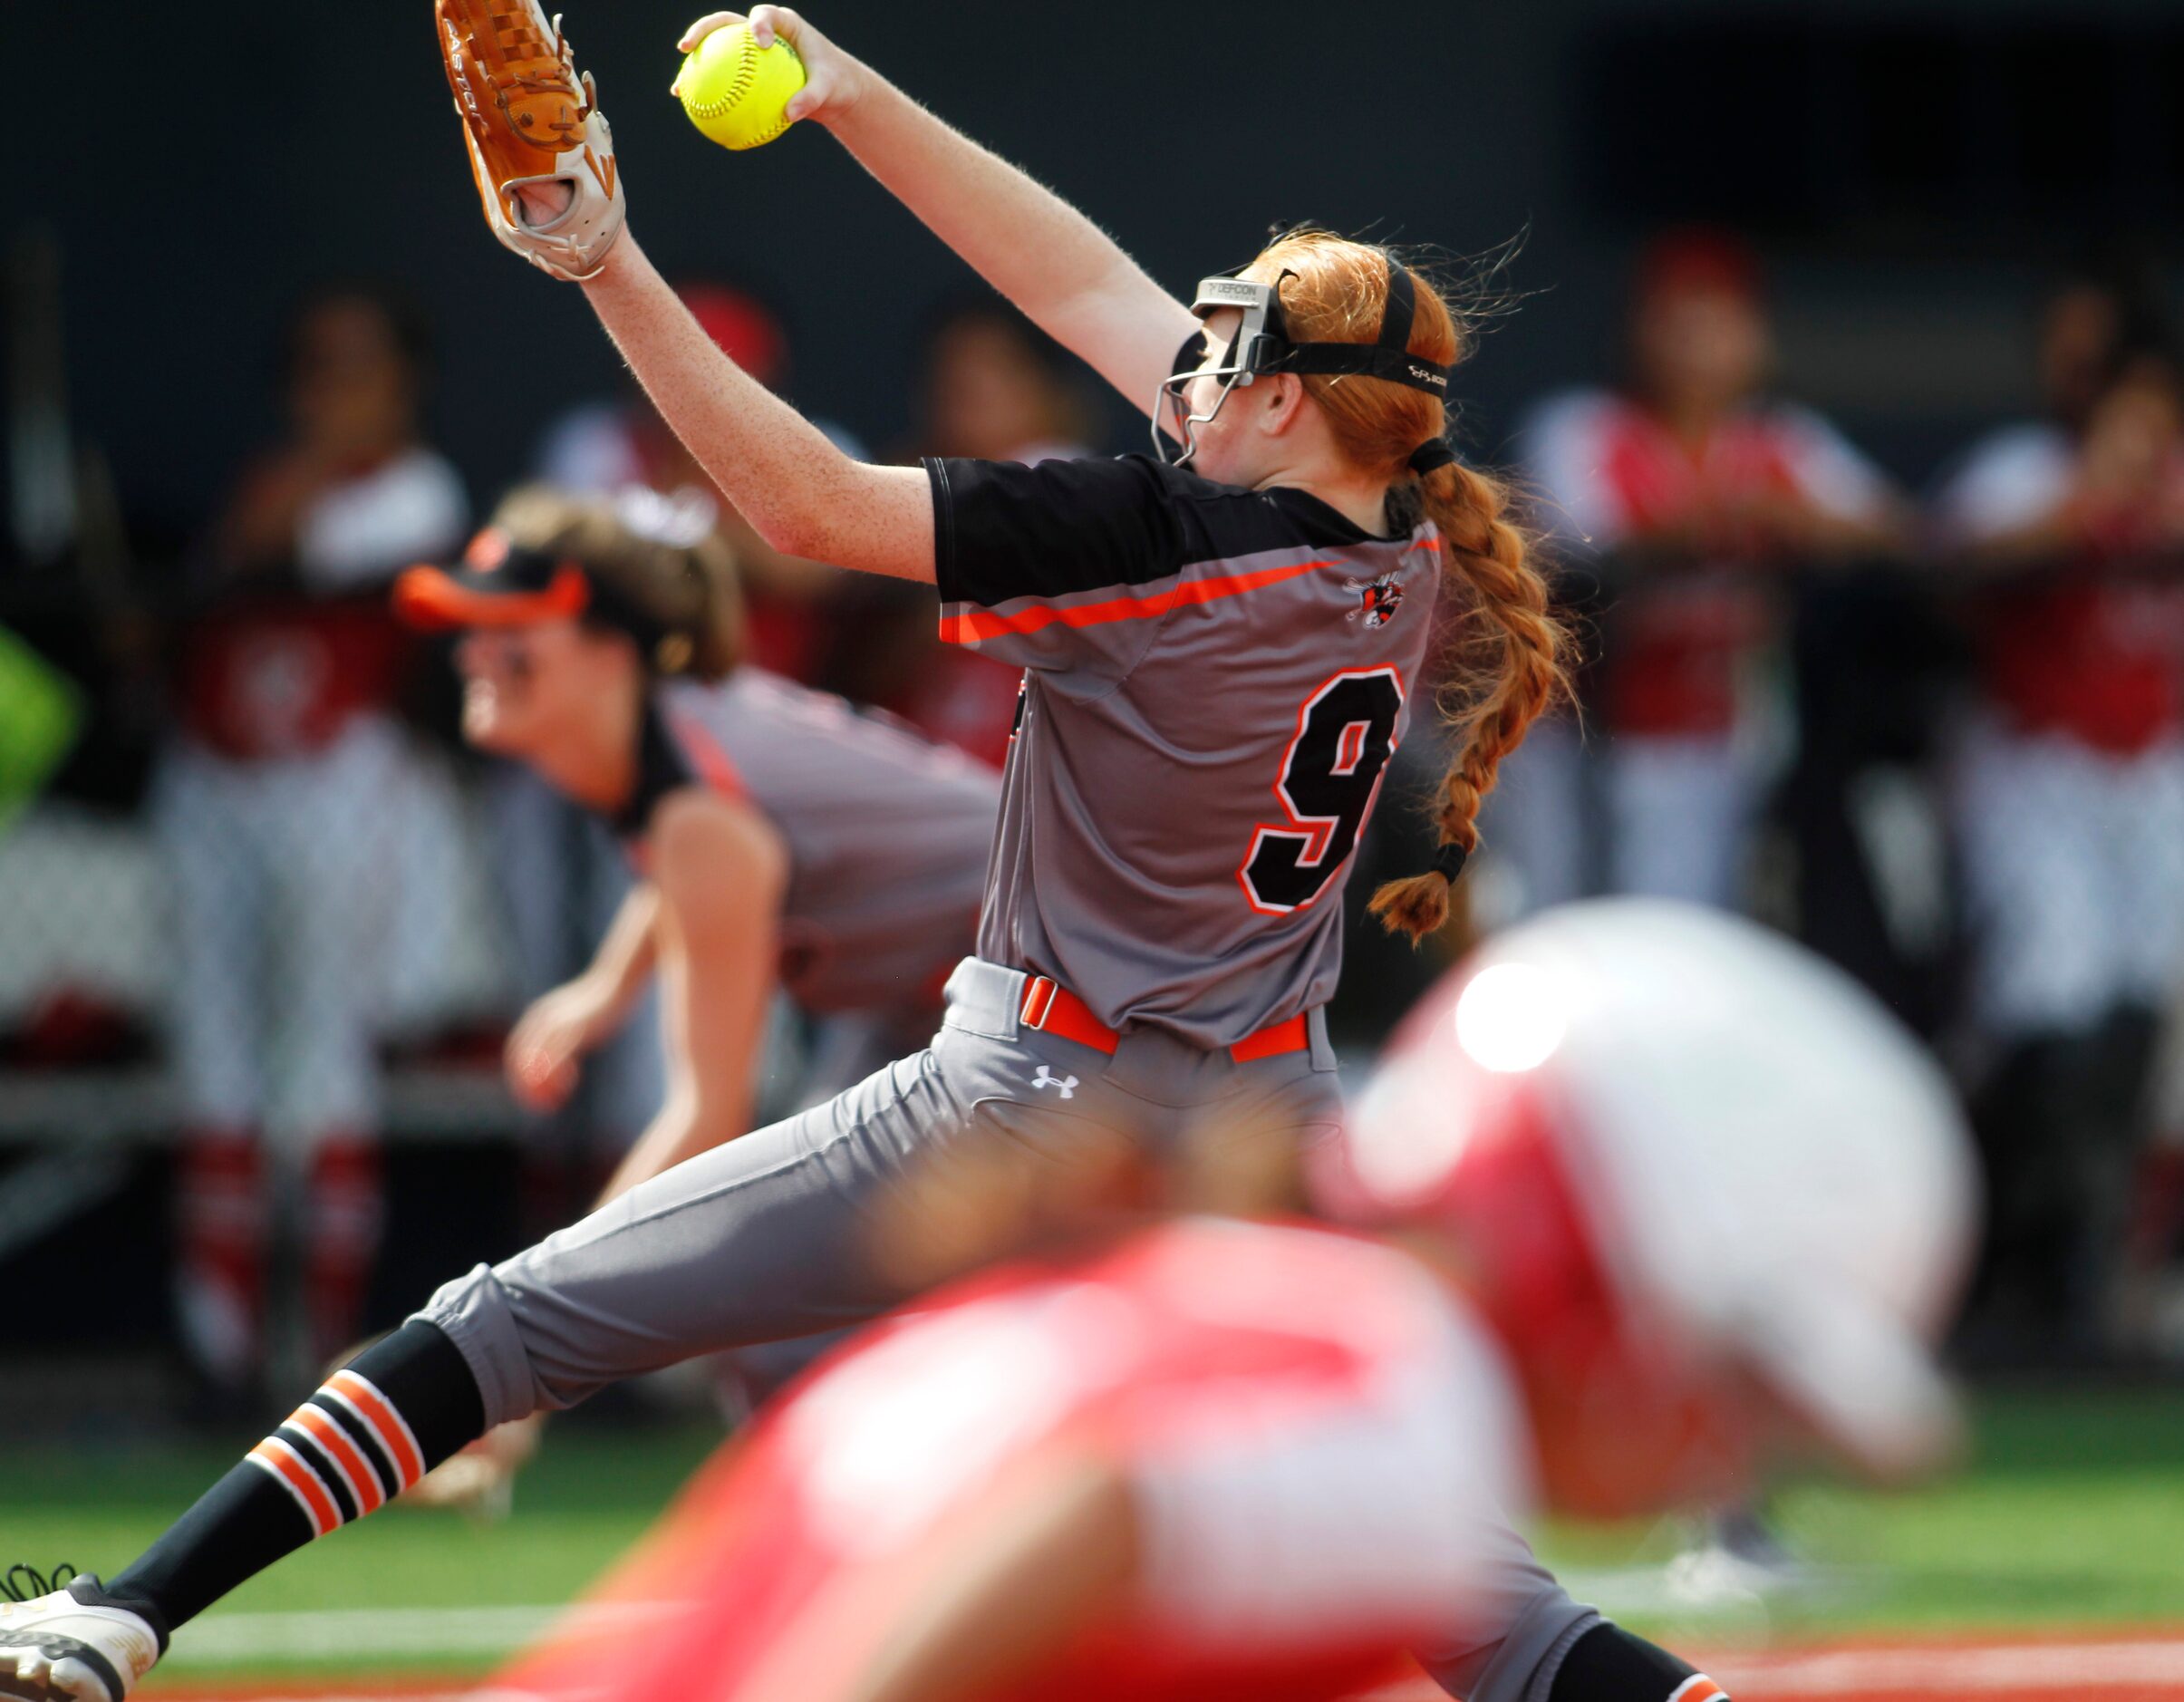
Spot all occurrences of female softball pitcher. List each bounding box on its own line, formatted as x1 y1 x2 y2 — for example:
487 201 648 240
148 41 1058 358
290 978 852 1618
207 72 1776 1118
0 5 1562 1697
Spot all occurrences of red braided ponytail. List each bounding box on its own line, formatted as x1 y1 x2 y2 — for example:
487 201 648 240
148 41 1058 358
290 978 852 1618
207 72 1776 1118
1246 231 1569 943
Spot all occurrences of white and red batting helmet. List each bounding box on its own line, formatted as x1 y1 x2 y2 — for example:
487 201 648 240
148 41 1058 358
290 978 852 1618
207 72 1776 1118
1329 899 1978 1483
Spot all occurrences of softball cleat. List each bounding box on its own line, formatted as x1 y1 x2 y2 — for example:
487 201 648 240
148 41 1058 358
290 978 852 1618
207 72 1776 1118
0 1570 163 1702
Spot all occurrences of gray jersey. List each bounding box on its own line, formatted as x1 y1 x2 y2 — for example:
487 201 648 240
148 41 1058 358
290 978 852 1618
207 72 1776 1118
927 453 1443 1049
617 670 999 1014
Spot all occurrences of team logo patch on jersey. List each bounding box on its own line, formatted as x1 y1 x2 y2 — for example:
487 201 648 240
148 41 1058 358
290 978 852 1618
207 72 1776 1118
1344 573 1405 629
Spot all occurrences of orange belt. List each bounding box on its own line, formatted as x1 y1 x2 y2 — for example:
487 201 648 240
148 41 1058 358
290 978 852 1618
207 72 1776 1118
1018 975 1313 1064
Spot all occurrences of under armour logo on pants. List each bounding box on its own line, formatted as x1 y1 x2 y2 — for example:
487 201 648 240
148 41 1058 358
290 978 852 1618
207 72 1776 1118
1031 1066 1078 1099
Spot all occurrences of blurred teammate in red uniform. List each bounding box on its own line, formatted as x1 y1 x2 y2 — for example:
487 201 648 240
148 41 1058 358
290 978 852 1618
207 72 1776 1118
490 900 1975 1702
154 283 469 1393
1516 234 1903 913
1936 295 2184 1357
829 301 1098 770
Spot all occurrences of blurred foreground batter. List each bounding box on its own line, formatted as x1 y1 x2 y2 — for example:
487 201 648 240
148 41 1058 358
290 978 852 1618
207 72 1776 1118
483 899 1977 1702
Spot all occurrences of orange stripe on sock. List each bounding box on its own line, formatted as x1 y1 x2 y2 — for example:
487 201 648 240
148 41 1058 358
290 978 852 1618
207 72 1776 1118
316 1384 401 1489
291 1404 382 1515
248 1438 338 1538
328 1370 426 1488
939 560 1324 645
1672 1676 1727 1702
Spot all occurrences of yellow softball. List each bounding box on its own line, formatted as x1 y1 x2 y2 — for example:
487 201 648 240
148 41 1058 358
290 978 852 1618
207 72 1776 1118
678 24 807 151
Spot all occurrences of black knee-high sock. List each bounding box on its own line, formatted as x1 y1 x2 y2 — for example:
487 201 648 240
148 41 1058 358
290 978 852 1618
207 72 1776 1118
106 1320 487 1631
1550 1622 1722 1702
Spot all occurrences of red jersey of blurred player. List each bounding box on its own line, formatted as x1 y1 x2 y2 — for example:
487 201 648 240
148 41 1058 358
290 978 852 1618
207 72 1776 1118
536 283 864 690
489 901 1976 1702
517 1222 1502 1702
1518 235 1900 912
1527 234 1898 740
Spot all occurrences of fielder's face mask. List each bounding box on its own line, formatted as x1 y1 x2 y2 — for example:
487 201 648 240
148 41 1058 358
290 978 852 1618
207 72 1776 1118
1153 254 1454 467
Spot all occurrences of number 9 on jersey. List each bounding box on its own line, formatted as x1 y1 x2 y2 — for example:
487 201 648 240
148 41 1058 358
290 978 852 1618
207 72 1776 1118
1239 669 1406 914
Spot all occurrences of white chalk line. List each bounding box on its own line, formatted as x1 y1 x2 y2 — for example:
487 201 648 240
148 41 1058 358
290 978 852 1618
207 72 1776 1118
152 1694 473 1702
162 1567 1739 1668
1373 1636 2184 1701
165 1601 678 1668
154 1603 2184 1696
1714 1639 2184 1694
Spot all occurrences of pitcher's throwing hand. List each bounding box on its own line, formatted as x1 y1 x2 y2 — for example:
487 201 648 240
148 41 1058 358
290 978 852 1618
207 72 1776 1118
672 8 866 127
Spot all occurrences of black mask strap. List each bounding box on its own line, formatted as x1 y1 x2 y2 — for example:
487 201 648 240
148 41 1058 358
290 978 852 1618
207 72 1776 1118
1378 256 1419 355
1277 257 1447 396
1173 253 1452 401
1280 343 1450 395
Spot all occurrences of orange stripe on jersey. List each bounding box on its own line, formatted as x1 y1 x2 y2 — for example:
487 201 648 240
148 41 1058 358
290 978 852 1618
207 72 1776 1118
939 559 1326 645
327 1370 426 1489
291 1404 383 1515
666 710 747 801
248 1438 339 1538
1670 1676 1727 1702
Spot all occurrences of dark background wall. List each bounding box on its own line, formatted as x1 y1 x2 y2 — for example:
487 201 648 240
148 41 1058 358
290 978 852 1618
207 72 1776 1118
18 0 2184 544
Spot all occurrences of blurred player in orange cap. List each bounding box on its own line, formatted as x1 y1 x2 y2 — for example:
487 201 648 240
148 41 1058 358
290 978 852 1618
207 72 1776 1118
382 484 1001 1507
392 486 997 1200
483 899 1976 1702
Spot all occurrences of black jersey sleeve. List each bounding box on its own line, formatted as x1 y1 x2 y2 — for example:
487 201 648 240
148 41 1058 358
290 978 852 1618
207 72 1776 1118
926 454 1202 681
928 454 1191 605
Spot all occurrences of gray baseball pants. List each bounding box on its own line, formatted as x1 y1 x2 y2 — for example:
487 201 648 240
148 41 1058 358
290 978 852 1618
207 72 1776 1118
1424 1574 1602 1702
418 957 1345 1427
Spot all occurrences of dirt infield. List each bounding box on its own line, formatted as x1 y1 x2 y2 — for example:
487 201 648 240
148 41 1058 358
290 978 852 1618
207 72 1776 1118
1699 1634 2184 1697
140 1630 2184 1702
1382 1633 2184 1702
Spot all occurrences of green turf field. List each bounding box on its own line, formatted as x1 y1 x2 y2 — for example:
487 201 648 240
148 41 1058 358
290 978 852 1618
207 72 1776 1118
1542 1385 2184 1636
4 1386 2180 1687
